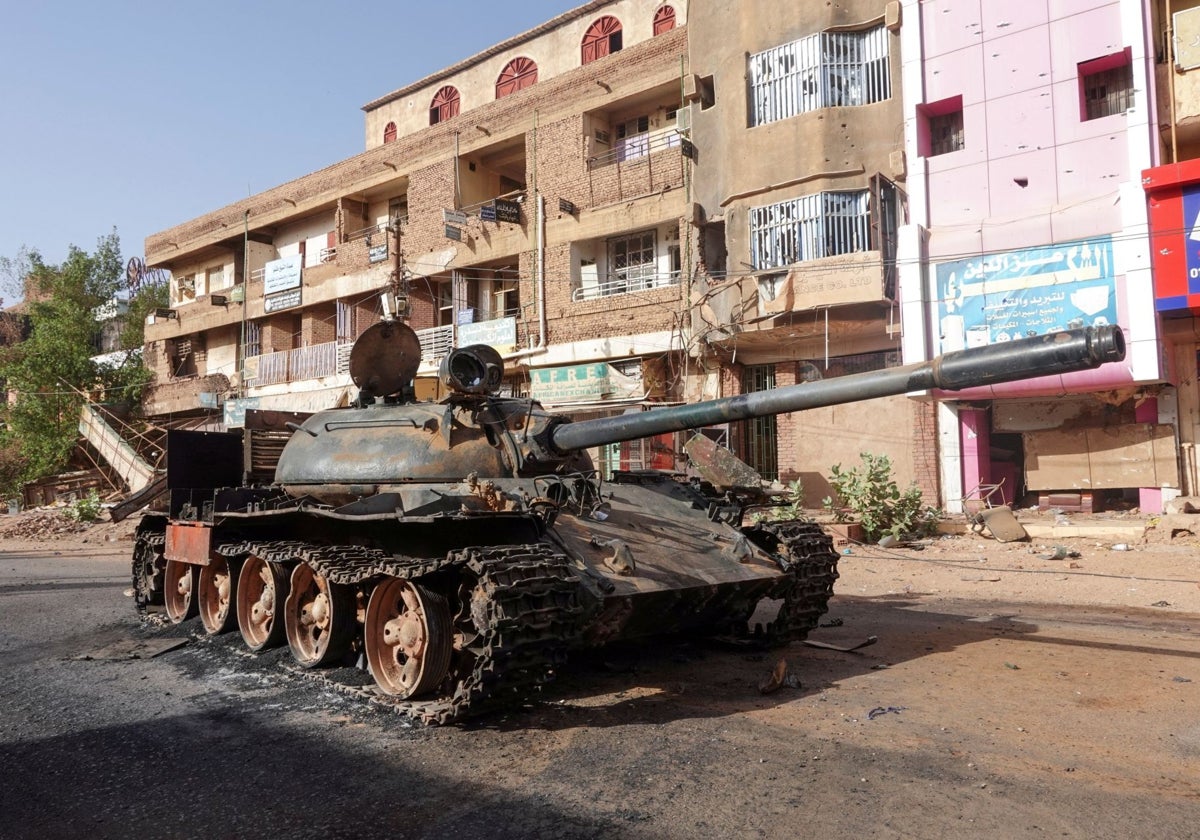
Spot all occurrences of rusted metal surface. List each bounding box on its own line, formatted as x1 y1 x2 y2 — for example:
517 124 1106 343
165 522 212 566
684 433 764 489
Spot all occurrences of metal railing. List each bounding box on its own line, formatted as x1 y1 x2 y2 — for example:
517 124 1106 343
246 340 347 387
572 270 681 302
416 324 455 362
588 129 682 169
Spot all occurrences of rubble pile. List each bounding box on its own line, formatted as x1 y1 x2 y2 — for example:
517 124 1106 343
0 509 91 539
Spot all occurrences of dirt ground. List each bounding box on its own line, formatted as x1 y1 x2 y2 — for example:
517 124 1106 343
3 505 1198 837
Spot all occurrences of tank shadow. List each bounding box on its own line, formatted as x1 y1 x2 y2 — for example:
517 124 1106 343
495 593 1200 731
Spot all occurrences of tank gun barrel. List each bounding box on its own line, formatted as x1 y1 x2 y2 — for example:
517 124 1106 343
548 325 1126 454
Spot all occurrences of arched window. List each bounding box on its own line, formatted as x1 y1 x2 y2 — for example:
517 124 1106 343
653 5 676 35
582 16 623 64
429 85 460 125
383 121 397 144
496 57 538 99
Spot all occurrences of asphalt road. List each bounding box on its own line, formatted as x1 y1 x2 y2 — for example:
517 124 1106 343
1 544 1197 839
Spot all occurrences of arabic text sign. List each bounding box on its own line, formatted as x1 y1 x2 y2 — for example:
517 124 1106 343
935 236 1117 352
265 287 302 313
264 255 302 295
457 317 516 350
529 363 612 403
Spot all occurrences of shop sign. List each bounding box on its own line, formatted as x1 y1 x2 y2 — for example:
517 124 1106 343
264 254 302 295
530 363 613 403
458 316 516 350
934 235 1117 353
368 243 389 264
223 396 261 429
443 209 468 225
493 199 521 224
265 287 302 313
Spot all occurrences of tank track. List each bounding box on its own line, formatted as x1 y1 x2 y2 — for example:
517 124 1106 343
215 540 594 724
132 530 166 618
749 520 841 645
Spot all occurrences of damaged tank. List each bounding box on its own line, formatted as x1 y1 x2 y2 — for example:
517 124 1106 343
131 323 1125 723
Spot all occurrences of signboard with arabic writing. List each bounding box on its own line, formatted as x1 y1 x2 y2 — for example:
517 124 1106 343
935 235 1117 353
264 255 302 295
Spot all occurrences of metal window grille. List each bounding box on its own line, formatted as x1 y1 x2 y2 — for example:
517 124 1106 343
335 300 354 343
742 365 778 480
750 190 870 269
1083 63 1134 119
244 321 261 358
929 109 964 155
749 26 890 126
607 230 658 295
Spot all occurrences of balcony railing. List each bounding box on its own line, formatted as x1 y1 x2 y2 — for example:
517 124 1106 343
572 271 681 302
246 340 347 387
242 322 507 387
416 324 455 362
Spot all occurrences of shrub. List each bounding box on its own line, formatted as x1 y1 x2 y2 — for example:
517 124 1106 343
822 452 940 542
66 490 103 523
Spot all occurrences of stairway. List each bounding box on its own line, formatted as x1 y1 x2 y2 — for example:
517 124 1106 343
77 404 157 493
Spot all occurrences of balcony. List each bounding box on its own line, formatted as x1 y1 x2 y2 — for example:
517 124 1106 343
241 318 517 388
245 341 348 387
572 270 681 302
586 129 688 207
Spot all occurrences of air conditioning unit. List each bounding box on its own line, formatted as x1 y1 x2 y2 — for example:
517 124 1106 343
594 129 611 145
675 109 691 133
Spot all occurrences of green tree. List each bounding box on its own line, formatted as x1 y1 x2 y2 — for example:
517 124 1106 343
0 232 155 497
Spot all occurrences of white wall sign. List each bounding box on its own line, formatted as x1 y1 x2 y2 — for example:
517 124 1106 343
264 254 303 295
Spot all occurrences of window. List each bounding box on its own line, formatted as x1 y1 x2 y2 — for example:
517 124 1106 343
383 121 397 144
653 5 676 35
616 116 650 161
430 85 460 125
496 57 538 99
920 95 964 156
929 110 964 155
749 25 890 126
582 16 622 64
742 365 778 480
244 320 262 358
175 274 196 304
749 190 870 269
607 230 658 294
494 280 519 318
206 264 227 292
1080 49 1133 120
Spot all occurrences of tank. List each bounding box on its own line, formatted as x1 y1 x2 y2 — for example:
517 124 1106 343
132 323 1125 723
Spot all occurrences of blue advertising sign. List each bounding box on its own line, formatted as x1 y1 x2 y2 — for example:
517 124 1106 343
1184 186 1200 293
935 236 1117 352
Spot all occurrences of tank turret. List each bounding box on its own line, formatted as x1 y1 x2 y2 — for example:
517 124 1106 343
134 322 1126 724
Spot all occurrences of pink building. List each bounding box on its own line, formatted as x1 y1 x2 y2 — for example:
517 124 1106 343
897 0 1166 513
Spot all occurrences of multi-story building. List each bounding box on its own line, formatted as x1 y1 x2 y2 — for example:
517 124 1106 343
1143 0 1200 498
685 1 918 504
142 0 693 476
897 0 1165 513
139 0 1172 513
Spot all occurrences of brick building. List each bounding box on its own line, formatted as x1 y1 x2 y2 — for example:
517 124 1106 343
138 0 1171 510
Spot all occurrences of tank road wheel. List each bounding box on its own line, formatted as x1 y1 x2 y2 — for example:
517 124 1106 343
236 555 289 651
198 556 238 635
364 578 452 698
284 563 354 668
163 559 198 624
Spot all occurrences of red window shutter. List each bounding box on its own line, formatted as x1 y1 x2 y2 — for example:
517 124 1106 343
653 5 676 35
582 16 622 65
430 85 460 125
383 121 397 143
496 57 538 99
